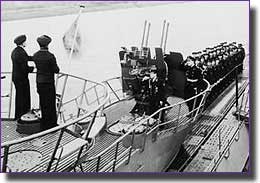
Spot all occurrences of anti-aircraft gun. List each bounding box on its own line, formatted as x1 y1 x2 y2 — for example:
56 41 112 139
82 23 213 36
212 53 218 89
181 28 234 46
119 21 169 116
119 46 168 116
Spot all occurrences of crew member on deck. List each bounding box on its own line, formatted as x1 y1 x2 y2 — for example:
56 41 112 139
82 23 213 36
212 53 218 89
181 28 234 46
33 35 60 131
183 56 203 111
237 43 245 74
11 35 34 120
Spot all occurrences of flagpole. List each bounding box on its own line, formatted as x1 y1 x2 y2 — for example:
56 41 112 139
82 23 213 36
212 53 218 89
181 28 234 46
163 22 170 54
67 4 85 74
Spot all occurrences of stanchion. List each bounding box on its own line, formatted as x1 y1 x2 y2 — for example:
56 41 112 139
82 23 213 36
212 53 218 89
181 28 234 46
235 67 239 110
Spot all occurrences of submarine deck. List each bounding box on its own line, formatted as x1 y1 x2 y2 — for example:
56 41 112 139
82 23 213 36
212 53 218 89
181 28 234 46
1 99 137 172
1 56 249 172
1 76 248 172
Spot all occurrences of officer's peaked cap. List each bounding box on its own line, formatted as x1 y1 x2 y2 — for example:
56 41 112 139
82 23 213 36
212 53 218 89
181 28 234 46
37 35 52 47
14 35 26 45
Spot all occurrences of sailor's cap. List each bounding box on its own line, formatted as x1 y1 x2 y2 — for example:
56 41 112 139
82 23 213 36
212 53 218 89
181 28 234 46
14 35 26 45
37 35 52 47
187 56 195 61
220 42 228 45
131 46 138 51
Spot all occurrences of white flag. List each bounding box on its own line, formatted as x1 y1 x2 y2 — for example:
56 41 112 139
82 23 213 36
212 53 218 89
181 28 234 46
62 16 81 54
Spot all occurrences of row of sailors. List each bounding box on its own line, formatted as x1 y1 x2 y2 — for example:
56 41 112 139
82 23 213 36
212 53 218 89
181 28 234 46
183 42 245 85
183 42 245 107
118 42 245 111
119 42 245 86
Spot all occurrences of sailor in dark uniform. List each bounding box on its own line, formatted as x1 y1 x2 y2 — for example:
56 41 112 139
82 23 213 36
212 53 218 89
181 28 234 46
222 52 230 87
195 51 203 70
33 35 60 130
11 35 34 120
220 43 229 88
130 65 162 116
200 53 207 72
237 43 245 73
204 52 215 85
230 43 238 79
183 56 203 111
164 51 186 98
217 54 225 91
203 56 215 106
226 44 236 83
119 47 131 93
144 65 161 115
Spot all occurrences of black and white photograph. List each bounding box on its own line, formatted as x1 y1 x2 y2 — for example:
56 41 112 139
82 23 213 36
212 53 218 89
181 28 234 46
1 1 250 174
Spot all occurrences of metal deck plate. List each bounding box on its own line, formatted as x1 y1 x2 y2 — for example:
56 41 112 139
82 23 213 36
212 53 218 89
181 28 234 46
5 150 42 172
187 136 204 146
184 120 239 172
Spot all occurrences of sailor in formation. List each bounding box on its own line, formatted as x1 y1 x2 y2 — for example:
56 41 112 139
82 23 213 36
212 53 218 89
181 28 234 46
182 53 204 111
33 35 60 131
182 42 245 107
11 35 34 120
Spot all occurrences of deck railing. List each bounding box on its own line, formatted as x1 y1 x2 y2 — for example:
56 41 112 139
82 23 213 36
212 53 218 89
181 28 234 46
76 78 211 172
178 59 249 172
1 72 109 172
204 82 249 172
76 61 246 172
1 60 246 172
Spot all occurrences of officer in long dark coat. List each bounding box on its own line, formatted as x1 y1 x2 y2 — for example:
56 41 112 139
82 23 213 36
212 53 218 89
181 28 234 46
11 35 34 120
164 52 186 98
33 35 60 131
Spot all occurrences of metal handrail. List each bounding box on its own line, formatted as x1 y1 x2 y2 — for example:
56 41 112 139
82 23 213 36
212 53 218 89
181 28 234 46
82 59 246 171
85 79 211 163
1 71 109 172
204 121 244 172
1 72 109 147
205 82 249 172
1 54 246 171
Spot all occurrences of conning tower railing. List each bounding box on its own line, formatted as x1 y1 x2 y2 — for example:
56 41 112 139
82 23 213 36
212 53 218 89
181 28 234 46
75 78 211 172
76 61 246 172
